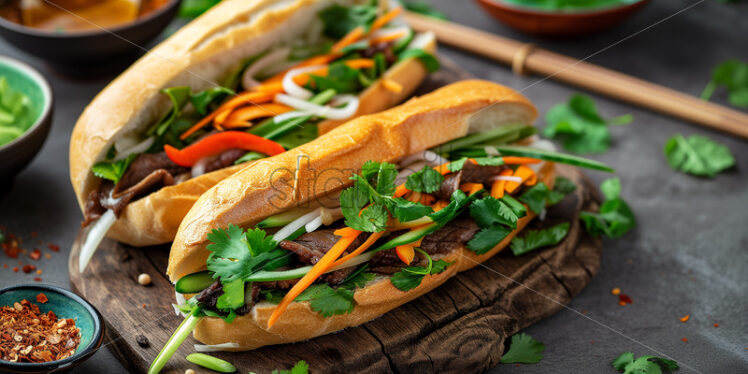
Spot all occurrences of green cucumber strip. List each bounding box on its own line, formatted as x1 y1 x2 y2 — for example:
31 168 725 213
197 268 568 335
493 146 615 172
185 353 237 373
393 29 415 53
373 223 439 252
234 151 266 165
265 115 312 140
432 124 533 154
247 117 277 137
175 271 214 294
257 208 314 228
148 313 202 374
258 89 337 140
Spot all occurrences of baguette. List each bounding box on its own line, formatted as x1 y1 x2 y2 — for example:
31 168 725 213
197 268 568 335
69 0 436 246
167 80 543 349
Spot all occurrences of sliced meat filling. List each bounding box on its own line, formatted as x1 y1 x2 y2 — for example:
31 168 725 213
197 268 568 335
279 229 368 285
434 163 507 200
193 148 246 176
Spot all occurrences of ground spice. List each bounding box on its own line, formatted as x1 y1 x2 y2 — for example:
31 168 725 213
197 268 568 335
29 249 41 261
680 314 690 323
48 244 59 252
713 323 719 328
22 265 36 274
35 294 47 304
0 297 81 363
618 294 633 306
681 338 688 343
33 278 42 282
12 267 18 273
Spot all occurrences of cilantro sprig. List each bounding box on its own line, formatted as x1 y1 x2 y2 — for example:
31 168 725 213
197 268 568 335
294 266 376 317
544 93 632 154
510 222 570 256
664 134 735 177
268 360 310 374
613 352 679 374
91 154 137 184
390 249 453 291
500 333 545 364
701 59 748 108
580 178 636 238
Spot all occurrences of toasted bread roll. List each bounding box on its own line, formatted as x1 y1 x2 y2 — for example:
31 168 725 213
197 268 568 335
69 0 436 246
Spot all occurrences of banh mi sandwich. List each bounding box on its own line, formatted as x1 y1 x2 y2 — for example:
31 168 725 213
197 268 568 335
149 80 613 373
69 0 438 271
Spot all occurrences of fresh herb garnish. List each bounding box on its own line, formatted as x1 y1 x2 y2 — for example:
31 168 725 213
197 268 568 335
205 224 288 282
405 165 445 193
295 267 376 317
580 177 635 238
500 333 545 364
309 61 362 94
700 59 748 108
404 0 448 20
190 86 233 115
398 49 440 73
319 3 377 39
663 134 735 177
510 222 570 256
91 154 138 184
544 93 632 154
546 176 577 205
519 182 552 214
466 195 524 254
612 352 679 374
268 360 310 374
179 0 222 18
390 250 452 291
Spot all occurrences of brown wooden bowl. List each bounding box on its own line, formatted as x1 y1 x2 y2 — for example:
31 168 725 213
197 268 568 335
475 0 651 37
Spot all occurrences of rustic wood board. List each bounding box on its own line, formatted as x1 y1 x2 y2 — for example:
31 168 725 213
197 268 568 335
68 60 602 373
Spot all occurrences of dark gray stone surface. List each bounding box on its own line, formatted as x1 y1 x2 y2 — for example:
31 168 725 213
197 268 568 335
0 1 746 373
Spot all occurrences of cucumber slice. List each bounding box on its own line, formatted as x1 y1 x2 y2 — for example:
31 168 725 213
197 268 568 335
234 151 265 165
393 29 415 54
493 146 615 172
175 271 214 294
432 124 534 154
374 223 439 252
256 208 313 228
501 195 527 218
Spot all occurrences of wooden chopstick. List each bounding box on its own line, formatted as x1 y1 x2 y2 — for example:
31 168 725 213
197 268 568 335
404 12 748 139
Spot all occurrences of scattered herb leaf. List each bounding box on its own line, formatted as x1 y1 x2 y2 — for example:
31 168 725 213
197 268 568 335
500 333 545 364
700 59 748 108
580 177 636 238
612 352 679 374
404 1 448 20
664 134 735 177
510 222 570 256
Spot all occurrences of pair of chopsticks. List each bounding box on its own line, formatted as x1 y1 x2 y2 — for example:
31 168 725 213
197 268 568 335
404 12 748 139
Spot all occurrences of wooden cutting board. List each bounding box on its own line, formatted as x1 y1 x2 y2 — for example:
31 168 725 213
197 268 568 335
68 61 602 374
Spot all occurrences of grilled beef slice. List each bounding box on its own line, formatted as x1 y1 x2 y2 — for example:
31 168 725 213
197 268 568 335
434 163 507 200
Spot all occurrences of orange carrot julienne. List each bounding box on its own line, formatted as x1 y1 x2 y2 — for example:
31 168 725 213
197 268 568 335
459 183 484 195
332 26 365 53
254 81 284 93
396 245 415 265
333 231 384 266
490 169 513 198
223 104 292 124
293 59 375 86
268 230 361 327
501 157 542 164
334 227 360 237
433 200 449 211
505 165 537 193
368 7 402 35
181 91 275 139
420 193 436 205
369 30 407 46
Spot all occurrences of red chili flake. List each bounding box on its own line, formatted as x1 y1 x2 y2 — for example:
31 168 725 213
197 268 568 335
2 241 20 259
680 314 690 323
33 277 42 282
681 338 688 343
22 265 36 273
2 264 7 268
142 304 147 309
36 293 48 304
618 294 633 304
44 253 51 260
29 249 41 261
713 323 719 328
12 267 18 272
48 244 59 252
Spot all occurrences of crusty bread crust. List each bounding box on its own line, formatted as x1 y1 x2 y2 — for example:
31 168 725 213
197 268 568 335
191 163 556 350
69 0 435 246
168 80 538 281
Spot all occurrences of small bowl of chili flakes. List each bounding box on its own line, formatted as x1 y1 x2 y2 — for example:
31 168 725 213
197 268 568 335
0 284 103 373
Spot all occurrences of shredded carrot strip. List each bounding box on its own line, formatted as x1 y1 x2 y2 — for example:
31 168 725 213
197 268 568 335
181 91 275 139
268 230 361 327
501 157 542 164
369 30 408 46
332 26 365 53
420 193 436 205
406 191 422 203
334 227 361 237
255 81 284 94
333 231 385 266
381 78 403 93
490 169 513 198
293 59 375 86
368 7 402 35
396 245 415 265
222 104 292 124
459 183 484 195
433 200 449 211
505 165 537 193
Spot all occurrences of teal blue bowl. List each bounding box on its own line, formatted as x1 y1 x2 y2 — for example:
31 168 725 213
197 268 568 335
0 284 104 373
0 55 53 180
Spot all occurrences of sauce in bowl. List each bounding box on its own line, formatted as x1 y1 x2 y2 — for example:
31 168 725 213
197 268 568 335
0 0 171 33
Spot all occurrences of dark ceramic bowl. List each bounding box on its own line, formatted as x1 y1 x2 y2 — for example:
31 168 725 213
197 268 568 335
0 0 182 75
0 284 104 373
476 0 650 37
0 56 53 181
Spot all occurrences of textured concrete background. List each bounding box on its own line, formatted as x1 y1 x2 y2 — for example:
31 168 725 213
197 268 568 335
0 0 746 373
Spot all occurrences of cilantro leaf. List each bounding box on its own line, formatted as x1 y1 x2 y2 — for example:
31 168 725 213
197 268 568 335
206 225 286 282
270 360 310 374
319 3 377 38
519 182 551 214
405 165 445 193
664 134 735 177
309 287 356 317
404 0 448 20
612 352 679 374
390 259 452 291
398 49 440 73
500 195 527 218
179 0 221 18
340 184 384 232
547 176 577 205
544 93 632 154
510 222 570 256
467 225 513 255
701 59 748 108
470 196 519 229
91 154 137 184
260 289 285 304
447 157 469 172
361 161 398 197
474 156 505 166
500 333 545 364
146 86 191 137
386 198 433 222
309 62 361 94
580 177 636 238
190 86 233 115
215 279 244 310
